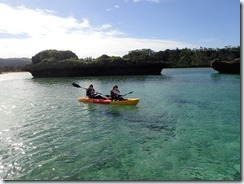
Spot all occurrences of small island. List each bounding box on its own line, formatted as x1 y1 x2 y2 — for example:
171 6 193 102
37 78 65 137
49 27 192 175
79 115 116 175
211 58 240 74
23 49 168 78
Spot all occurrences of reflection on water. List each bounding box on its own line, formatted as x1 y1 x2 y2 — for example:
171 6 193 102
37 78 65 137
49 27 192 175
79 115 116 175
0 72 33 81
211 72 240 81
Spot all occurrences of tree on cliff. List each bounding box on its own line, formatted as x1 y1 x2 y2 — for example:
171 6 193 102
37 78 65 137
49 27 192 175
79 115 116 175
123 49 155 62
31 49 78 64
95 54 110 63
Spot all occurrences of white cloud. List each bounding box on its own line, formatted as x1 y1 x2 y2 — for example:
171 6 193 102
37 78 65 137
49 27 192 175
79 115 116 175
133 0 143 2
133 0 160 3
106 5 120 11
100 24 112 30
0 2 195 58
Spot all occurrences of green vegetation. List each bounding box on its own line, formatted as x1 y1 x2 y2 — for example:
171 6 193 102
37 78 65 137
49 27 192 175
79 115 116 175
31 49 78 64
30 46 240 68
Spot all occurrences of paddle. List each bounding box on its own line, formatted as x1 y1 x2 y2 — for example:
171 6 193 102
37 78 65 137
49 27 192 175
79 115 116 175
121 91 133 97
72 82 103 95
72 82 87 90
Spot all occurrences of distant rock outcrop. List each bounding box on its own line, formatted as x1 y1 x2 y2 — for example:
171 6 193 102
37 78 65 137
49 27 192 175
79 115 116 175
22 49 166 78
211 58 240 74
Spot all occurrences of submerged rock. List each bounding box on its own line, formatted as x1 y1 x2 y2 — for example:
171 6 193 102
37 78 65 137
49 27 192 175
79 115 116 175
211 58 240 74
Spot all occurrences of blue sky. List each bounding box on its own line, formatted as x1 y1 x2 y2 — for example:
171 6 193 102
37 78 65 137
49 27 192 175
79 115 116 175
0 0 240 58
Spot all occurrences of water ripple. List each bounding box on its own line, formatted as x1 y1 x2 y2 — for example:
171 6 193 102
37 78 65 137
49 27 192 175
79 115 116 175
0 69 240 180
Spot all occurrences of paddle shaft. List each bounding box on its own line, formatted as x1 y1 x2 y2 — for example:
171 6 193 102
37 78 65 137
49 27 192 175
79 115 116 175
122 91 133 97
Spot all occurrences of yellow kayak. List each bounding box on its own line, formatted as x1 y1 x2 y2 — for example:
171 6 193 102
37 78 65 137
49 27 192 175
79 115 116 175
77 97 140 105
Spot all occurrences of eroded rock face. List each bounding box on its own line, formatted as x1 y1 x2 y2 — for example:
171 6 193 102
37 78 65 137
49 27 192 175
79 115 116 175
23 62 165 78
211 58 240 74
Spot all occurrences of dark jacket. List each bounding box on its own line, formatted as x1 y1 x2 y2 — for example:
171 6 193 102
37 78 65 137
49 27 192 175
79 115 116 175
86 89 95 98
110 89 120 100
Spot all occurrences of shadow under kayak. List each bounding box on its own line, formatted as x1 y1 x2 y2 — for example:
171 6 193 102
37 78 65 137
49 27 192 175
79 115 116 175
77 97 140 105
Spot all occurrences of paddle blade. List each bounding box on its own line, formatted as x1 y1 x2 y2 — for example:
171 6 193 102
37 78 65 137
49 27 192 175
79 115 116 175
72 82 81 88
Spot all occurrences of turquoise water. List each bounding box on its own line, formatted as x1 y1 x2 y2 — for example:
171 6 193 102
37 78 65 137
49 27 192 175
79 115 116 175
0 68 240 180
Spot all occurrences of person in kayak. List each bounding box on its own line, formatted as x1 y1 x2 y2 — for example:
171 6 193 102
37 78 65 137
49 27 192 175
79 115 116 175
86 84 106 99
110 85 125 100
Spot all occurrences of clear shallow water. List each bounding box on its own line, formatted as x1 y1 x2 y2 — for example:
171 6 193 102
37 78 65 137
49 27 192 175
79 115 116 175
0 68 240 180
